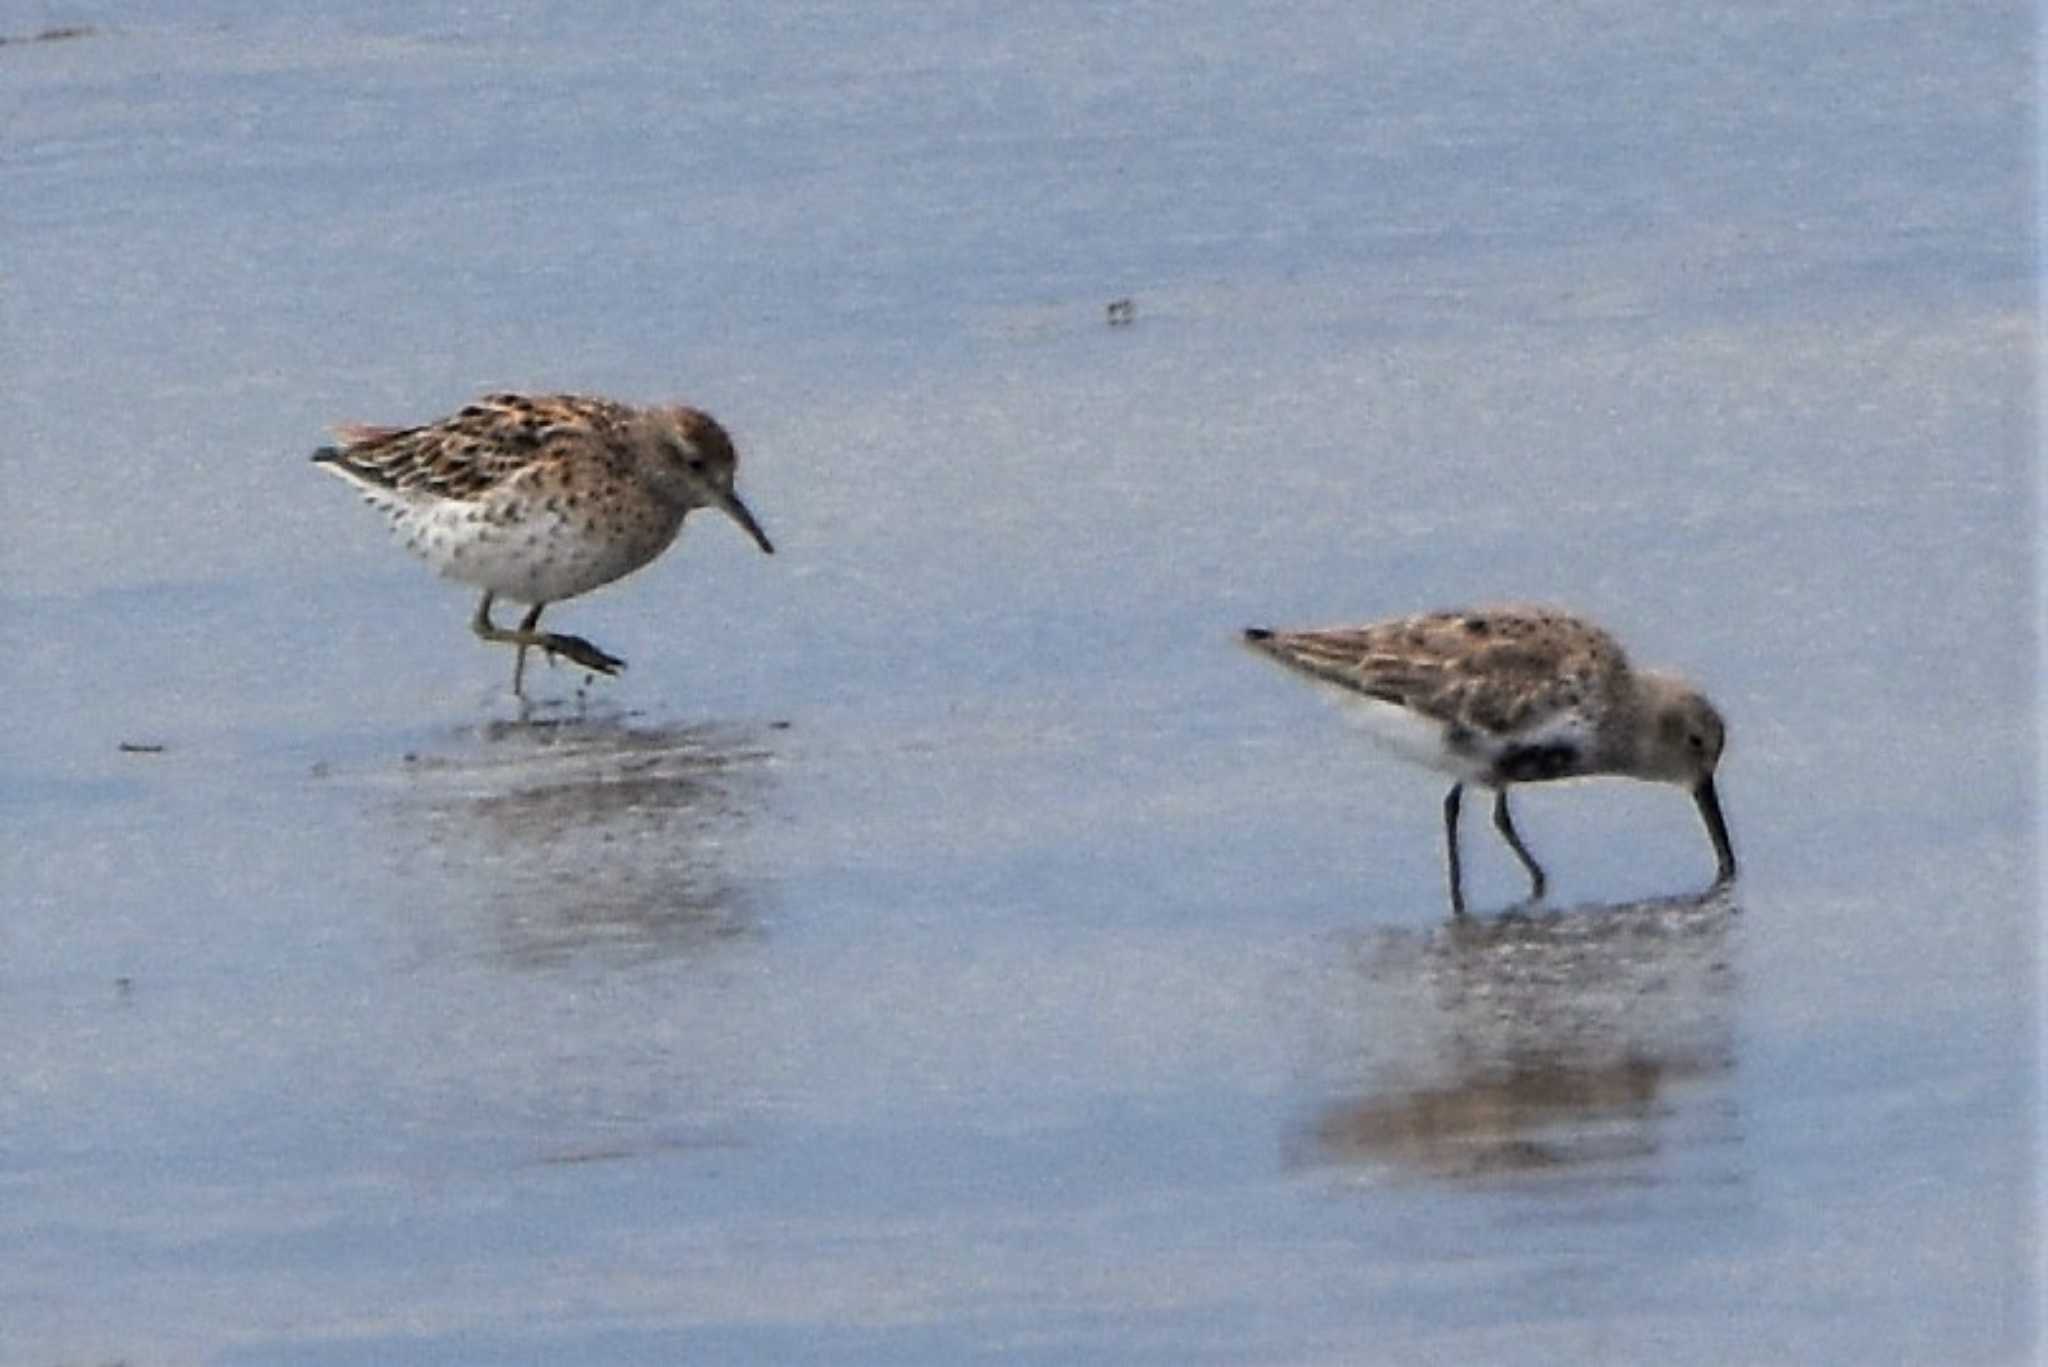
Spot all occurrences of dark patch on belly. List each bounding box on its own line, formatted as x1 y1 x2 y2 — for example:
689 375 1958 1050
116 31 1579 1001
1491 742 1579 784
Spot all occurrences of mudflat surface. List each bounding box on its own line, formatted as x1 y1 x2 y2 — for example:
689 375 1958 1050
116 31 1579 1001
2 5 2034 1363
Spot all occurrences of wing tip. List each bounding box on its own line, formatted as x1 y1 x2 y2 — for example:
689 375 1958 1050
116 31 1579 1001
1240 626 1289 660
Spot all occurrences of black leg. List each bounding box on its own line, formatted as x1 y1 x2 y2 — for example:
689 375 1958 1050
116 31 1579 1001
1491 788 1547 900
512 602 546 696
1443 783 1467 916
469 594 623 696
470 590 499 638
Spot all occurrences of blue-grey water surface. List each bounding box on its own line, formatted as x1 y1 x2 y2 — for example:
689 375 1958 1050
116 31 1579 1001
1 4 2034 1362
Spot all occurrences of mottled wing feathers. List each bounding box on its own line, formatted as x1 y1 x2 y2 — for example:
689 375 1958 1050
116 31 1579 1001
328 422 404 446
311 392 637 503
1245 607 1628 734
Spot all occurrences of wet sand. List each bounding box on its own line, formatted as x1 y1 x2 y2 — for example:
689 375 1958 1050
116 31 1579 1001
2 4 2034 1363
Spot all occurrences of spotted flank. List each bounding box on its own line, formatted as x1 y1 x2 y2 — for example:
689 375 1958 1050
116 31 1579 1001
313 392 774 698
1242 605 1734 913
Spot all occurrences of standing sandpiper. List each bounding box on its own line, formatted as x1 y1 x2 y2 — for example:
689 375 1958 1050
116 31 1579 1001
313 392 774 696
1241 605 1735 913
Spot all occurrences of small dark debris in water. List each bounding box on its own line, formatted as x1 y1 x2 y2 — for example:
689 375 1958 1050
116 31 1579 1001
769 719 793 730
309 760 332 779
117 741 165 754
1105 297 1136 326
541 1146 635 1166
0 24 97 47
114 976 133 997
402 750 419 764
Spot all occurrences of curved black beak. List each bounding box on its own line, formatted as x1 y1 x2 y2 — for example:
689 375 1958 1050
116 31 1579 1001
713 487 775 555
1693 775 1736 884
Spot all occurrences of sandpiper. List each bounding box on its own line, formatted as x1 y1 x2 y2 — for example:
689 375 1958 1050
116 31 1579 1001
313 392 773 696
1241 605 1735 913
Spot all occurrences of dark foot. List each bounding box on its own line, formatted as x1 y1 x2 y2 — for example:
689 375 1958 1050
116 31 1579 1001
541 633 625 676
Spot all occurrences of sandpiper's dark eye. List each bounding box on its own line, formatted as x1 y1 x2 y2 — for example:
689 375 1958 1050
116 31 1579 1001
1688 733 1706 752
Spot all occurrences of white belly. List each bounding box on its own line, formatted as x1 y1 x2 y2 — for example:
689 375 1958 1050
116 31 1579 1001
1320 685 1597 786
1322 688 1490 782
383 496 683 605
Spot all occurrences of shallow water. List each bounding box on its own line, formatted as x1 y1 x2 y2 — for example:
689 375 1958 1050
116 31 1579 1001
3 4 2036 1363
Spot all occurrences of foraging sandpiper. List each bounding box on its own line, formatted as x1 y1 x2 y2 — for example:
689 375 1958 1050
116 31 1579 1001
1242 605 1735 913
313 392 773 696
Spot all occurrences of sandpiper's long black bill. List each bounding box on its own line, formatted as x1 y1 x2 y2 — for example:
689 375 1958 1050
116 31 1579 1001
716 488 775 555
1693 775 1736 883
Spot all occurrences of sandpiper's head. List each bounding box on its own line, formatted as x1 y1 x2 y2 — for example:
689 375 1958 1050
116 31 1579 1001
1637 671 1735 883
651 406 774 554
1637 674 1726 783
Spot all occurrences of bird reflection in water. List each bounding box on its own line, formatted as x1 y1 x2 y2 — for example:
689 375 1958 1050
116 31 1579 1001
1302 887 1739 1182
399 710 774 969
